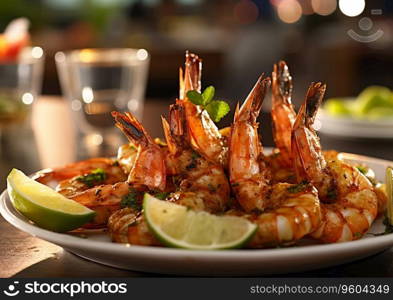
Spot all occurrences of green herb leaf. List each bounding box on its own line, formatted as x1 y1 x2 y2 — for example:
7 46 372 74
76 168 107 188
356 166 368 175
287 181 309 194
154 191 170 200
186 90 204 106
202 86 215 105
120 189 141 210
205 100 230 122
191 151 201 160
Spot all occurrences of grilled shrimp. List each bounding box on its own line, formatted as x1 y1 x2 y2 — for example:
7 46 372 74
108 207 160 246
292 83 379 242
180 51 228 167
32 158 127 186
109 102 231 245
229 75 271 212
69 112 167 228
229 75 321 247
271 61 296 168
163 102 230 213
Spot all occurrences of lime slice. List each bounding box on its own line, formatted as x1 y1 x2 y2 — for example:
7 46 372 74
7 169 95 232
143 194 257 250
386 167 393 225
357 86 393 115
324 98 352 116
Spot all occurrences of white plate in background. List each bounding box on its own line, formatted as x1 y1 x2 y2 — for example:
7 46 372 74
317 109 393 139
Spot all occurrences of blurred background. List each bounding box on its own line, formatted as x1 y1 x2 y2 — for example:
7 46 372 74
2 0 389 101
0 0 393 189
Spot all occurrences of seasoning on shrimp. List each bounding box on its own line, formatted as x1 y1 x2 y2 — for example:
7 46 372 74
228 75 321 247
292 82 379 243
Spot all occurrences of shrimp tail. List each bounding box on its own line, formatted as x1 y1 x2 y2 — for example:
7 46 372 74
271 61 296 167
112 111 152 147
292 82 327 185
162 103 189 154
112 111 166 191
236 74 271 123
229 75 271 212
180 51 202 99
272 61 293 105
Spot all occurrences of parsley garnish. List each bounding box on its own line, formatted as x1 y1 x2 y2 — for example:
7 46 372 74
186 86 230 122
354 232 362 238
191 151 201 160
326 187 337 200
287 182 309 194
369 215 393 236
120 189 141 210
76 168 107 188
356 166 368 175
154 191 170 200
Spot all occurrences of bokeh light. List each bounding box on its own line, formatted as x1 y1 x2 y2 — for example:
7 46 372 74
277 0 302 24
298 0 314 15
311 0 337 16
234 0 259 25
338 0 365 17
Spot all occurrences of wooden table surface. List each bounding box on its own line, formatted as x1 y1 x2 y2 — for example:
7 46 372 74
2 96 393 278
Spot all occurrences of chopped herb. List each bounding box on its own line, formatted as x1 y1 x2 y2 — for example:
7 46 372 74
112 161 120 167
287 182 309 194
186 86 230 123
368 215 393 236
354 232 362 238
356 166 368 175
154 191 170 200
76 168 107 188
191 151 201 160
120 189 141 210
356 165 377 185
326 187 337 200
231 182 240 188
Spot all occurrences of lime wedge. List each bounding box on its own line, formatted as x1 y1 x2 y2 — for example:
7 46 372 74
386 167 393 225
143 194 257 250
7 169 95 232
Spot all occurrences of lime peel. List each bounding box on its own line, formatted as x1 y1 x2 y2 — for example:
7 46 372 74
143 193 257 250
386 167 393 225
7 169 95 232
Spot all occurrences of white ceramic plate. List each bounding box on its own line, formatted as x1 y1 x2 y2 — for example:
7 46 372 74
317 109 393 139
1 153 393 276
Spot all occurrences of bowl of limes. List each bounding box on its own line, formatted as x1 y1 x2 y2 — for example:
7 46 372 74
318 86 393 138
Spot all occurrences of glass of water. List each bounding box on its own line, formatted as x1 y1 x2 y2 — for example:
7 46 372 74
55 48 150 158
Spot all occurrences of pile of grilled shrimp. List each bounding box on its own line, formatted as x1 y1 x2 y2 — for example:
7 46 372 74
33 52 387 248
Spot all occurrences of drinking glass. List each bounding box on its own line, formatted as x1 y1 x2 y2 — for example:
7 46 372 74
55 48 150 158
0 46 44 155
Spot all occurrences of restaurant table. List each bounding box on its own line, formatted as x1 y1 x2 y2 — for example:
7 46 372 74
2 96 393 278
